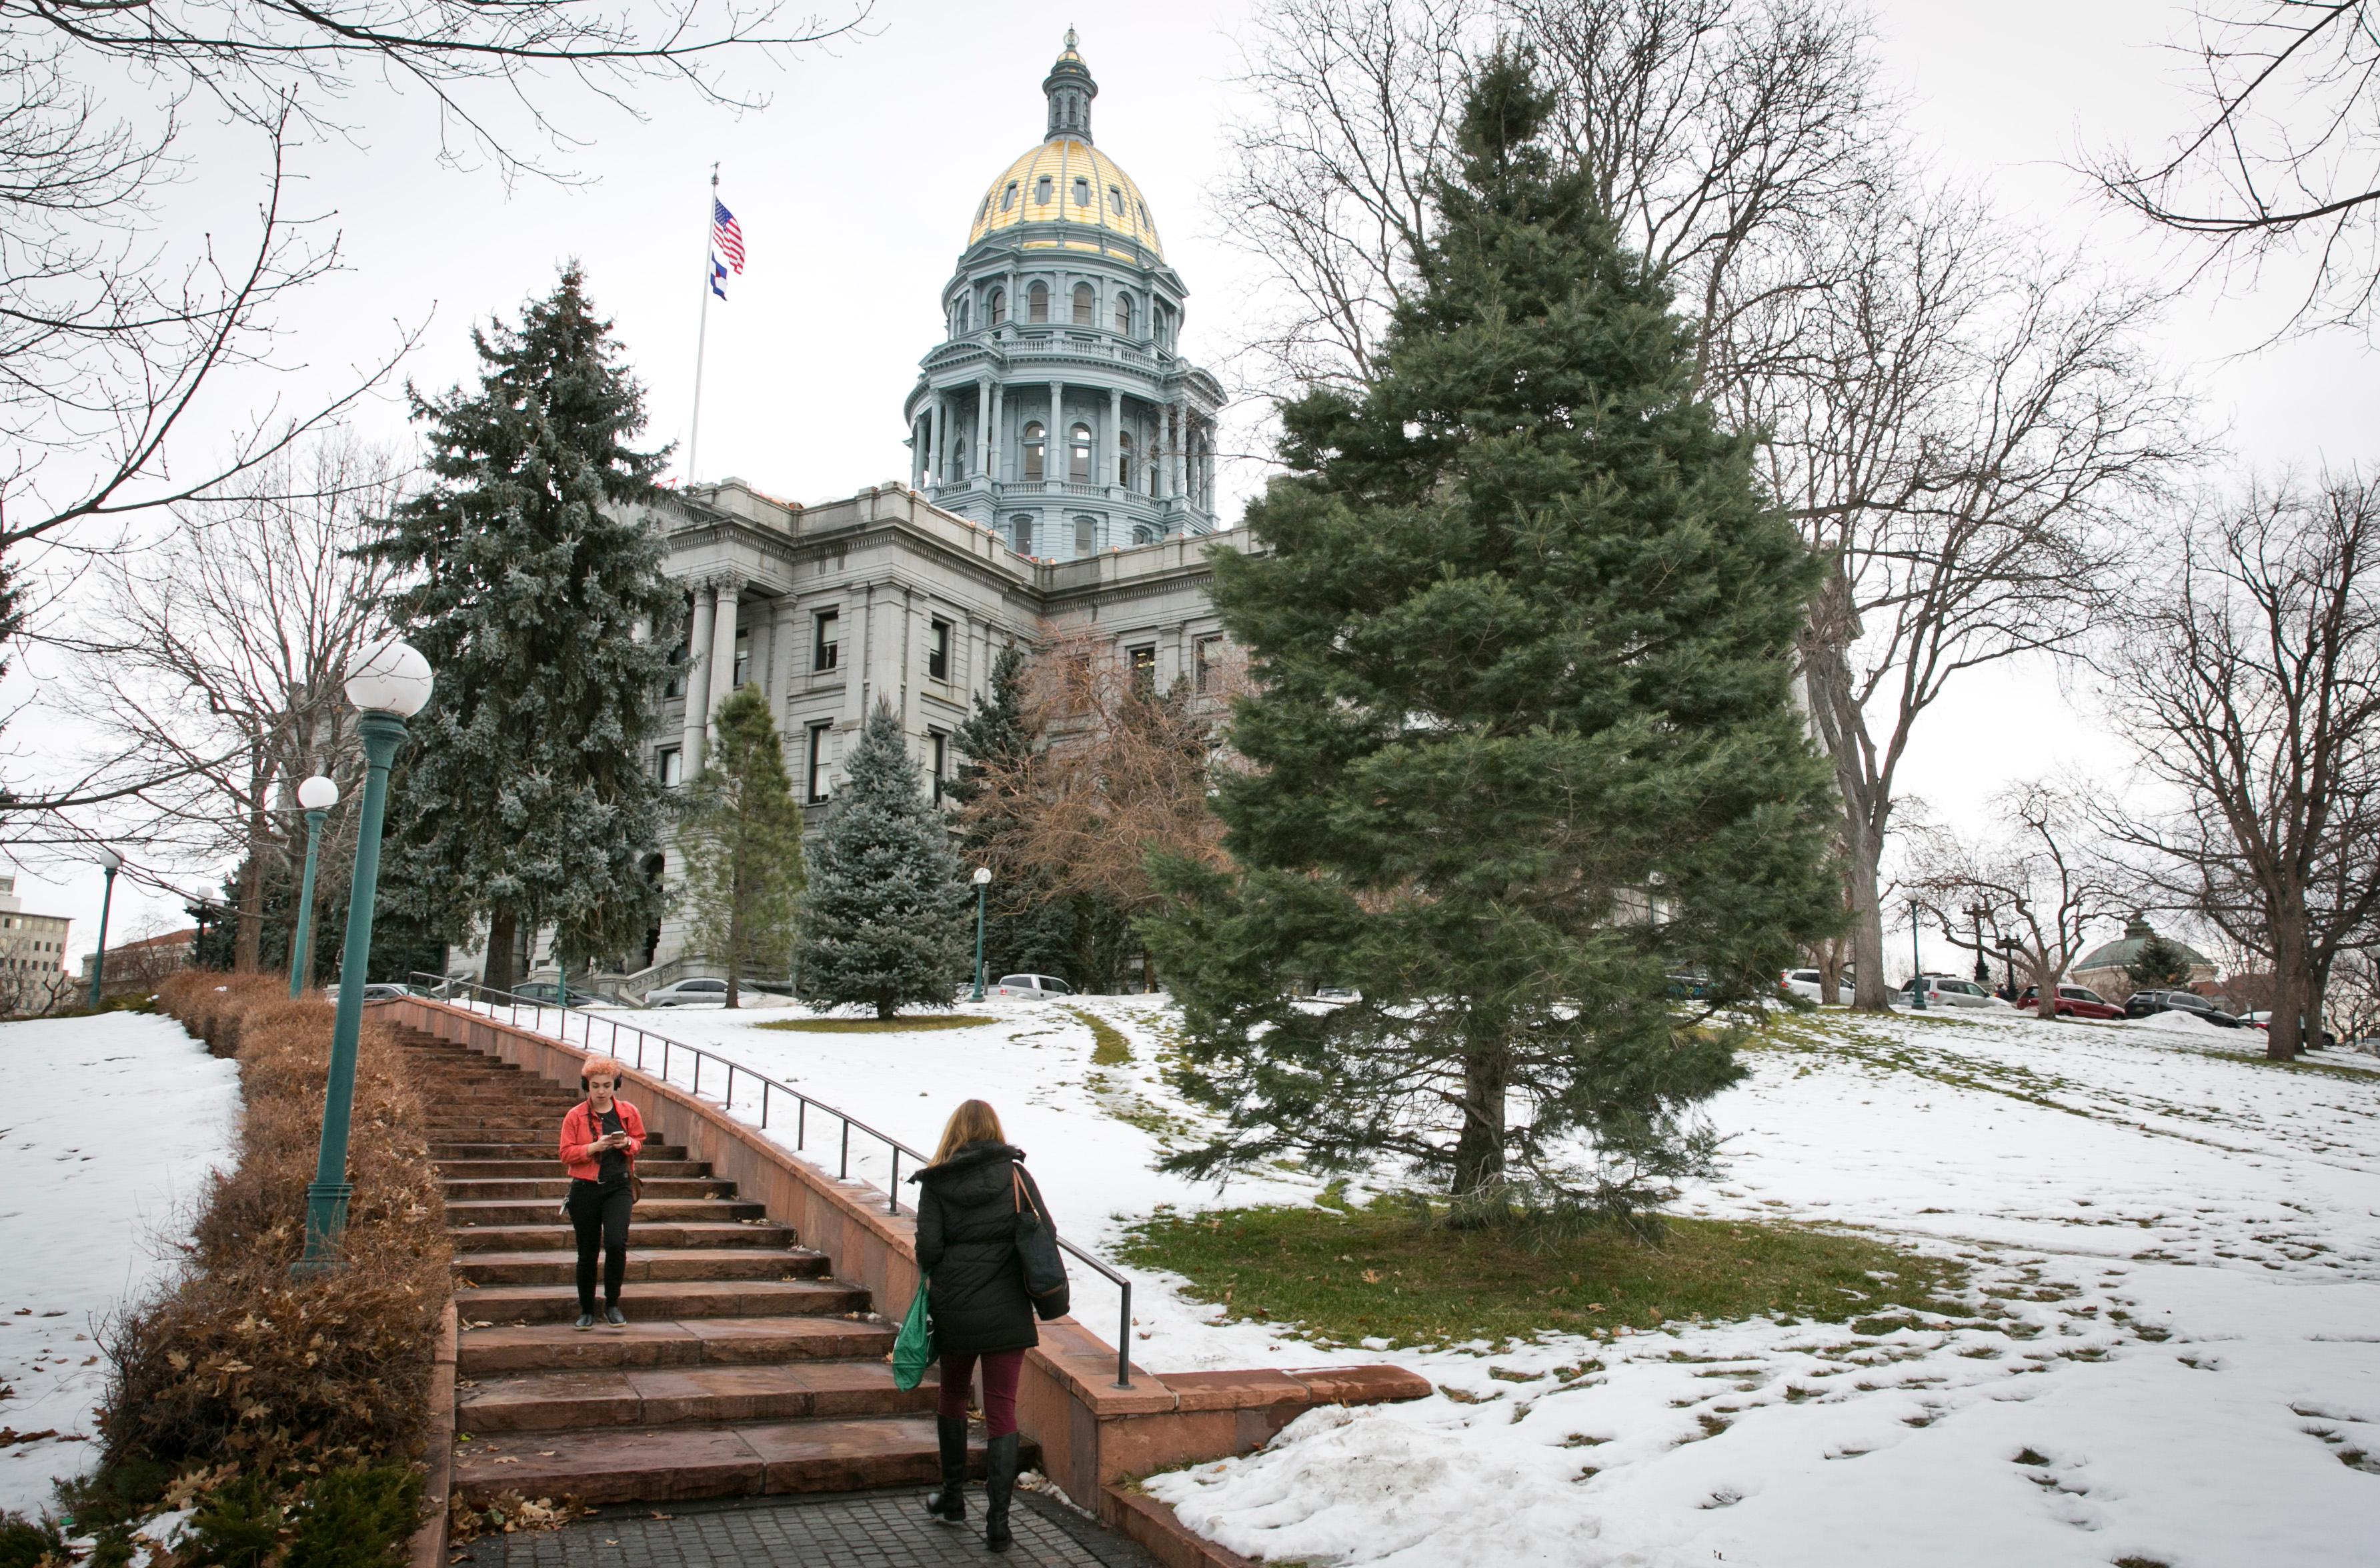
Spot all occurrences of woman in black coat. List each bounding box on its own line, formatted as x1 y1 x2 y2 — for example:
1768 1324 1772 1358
911 1099 1056 1553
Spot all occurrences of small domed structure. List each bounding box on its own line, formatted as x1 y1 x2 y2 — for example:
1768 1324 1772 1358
2073 915 2217 999
906 30 1224 555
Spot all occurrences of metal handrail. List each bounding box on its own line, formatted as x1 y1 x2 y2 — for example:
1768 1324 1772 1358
405 972 1138 1387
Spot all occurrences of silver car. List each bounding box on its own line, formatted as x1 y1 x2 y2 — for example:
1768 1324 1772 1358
644 977 731 1007
991 973 1074 999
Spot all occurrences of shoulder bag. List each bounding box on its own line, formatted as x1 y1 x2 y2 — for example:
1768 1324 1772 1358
1010 1167 1070 1321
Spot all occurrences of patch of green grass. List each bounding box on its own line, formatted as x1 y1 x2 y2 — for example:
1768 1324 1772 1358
1068 1006 1133 1065
756 1014 997 1033
1117 1199 1968 1349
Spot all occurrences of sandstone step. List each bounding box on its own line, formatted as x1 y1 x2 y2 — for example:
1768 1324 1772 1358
454 1247 820 1288
448 1199 768 1230
458 1361 935 1433
433 1159 713 1179
453 1222 794 1257
458 1316 898 1374
443 1176 737 1201
431 1142 690 1161
449 1417 1029 1506
457 1278 870 1324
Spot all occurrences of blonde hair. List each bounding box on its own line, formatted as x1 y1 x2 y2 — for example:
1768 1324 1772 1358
933 1099 1006 1165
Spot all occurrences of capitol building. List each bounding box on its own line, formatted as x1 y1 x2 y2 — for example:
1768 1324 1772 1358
628 32 1238 975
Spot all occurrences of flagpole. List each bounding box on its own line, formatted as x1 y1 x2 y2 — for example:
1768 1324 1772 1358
688 161 718 487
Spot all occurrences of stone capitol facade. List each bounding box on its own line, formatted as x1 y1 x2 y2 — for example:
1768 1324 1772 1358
626 33 1238 977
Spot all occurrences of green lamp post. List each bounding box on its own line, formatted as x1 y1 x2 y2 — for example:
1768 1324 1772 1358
970 866 992 1001
299 639 433 1273
287 775 339 999
85 848 121 1011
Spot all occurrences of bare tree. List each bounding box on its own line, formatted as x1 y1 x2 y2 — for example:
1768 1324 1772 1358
2094 1 2380 334
1910 782 2125 1023
2098 475 2380 1059
1216 0 1885 395
1741 185 2195 1011
64 434 406 971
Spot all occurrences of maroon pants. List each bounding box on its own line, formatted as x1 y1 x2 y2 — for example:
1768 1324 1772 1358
936 1347 1026 1438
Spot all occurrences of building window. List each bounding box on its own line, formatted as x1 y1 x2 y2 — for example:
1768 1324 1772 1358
1070 423 1092 483
657 747 683 786
732 629 750 689
1010 514 1035 555
1028 281 1049 323
989 286 1005 325
1117 429 1134 486
806 723 833 803
1114 294 1131 334
1195 635 1223 693
1129 644 1157 691
952 297 970 334
1108 185 1124 216
977 195 990 223
1074 515 1096 555
813 609 840 672
665 639 687 699
1072 283 1093 325
1138 200 1151 228
1073 176 1090 207
1022 421 1046 481
1034 175 1052 205
929 730 949 803
1134 522 1160 545
928 618 952 681
1002 181 1018 212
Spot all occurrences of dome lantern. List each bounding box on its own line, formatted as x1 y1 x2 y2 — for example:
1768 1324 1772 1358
1044 27 1097 143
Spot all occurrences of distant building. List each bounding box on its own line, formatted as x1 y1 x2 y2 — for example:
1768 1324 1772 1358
2072 916 2220 1001
79 927 198 999
0 875 73 1011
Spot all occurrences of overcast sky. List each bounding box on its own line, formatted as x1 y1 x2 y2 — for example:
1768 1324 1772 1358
14 0 2373 976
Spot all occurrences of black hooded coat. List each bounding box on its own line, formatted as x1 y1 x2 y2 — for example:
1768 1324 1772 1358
911 1140 1050 1357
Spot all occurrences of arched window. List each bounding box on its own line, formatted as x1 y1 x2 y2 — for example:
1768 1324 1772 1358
1072 176 1090 207
1069 423 1092 483
1138 200 1152 228
1108 185 1125 216
1021 422 1046 482
952 297 969 334
1117 429 1135 487
1132 523 1159 545
1114 293 1131 334
1074 515 1096 556
988 287 1006 325
1027 281 1049 323
1072 283 1094 325
1010 514 1034 555
1002 181 1018 212
978 195 990 223
1034 175 1053 205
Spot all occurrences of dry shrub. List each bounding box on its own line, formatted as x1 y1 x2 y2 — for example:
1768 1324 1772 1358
99 975 451 1476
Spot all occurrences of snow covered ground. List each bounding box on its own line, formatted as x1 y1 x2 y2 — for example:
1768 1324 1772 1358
483 996 2380 1566
0 1014 239 1519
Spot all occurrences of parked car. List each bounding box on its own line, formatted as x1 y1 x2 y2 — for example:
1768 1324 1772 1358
1778 968 1856 1001
1895 975 2005 1009
645 977 731 1007
1666 967 1714 1001
1310 985 1361 1006
2125 989 2245 1028
325 982 413 1005
2014 984 2125 1020
991 973 1074 999
512 979 606 1009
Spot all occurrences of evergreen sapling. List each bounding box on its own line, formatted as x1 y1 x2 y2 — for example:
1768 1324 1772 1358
677 683 807 1007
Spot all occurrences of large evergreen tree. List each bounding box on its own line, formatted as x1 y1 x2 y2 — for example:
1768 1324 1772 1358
678 683 806 1007
796 700 971 1018
369 265 683 990
1147 57 1840 1216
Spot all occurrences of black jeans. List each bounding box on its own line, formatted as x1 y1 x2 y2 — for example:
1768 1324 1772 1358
567 1179 632 1313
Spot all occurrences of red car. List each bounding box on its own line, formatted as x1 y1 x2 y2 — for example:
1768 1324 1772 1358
2015 984 2125 1020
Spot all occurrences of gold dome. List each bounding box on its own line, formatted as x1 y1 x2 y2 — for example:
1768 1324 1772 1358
967 138 1163 261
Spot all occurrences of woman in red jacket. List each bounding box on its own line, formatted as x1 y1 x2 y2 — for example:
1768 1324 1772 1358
558 1059 646 1329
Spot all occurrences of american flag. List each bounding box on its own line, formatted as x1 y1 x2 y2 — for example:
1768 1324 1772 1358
712 198 745 274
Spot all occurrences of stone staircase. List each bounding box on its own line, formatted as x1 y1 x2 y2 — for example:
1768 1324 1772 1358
401 1028 1007 1505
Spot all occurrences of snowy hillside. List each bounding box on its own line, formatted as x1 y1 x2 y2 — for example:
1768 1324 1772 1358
519 997 2380 1566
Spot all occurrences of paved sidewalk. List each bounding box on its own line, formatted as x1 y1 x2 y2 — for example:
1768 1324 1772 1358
457 1489 1161 1568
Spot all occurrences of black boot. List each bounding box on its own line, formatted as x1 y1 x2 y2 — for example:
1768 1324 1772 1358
923 1415 968 1524
982 1431 1020 1553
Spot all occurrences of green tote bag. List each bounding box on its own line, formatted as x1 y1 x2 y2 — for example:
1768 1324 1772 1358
892 1281 936 1391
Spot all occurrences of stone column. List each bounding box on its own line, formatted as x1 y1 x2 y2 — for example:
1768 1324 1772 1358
1049 381 1065 482
708 576 743 719
990 383 1006 483
932 395 948 487
912 416 927 487
680 584 715 773
1106 387 1122 489
974 377 992 480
